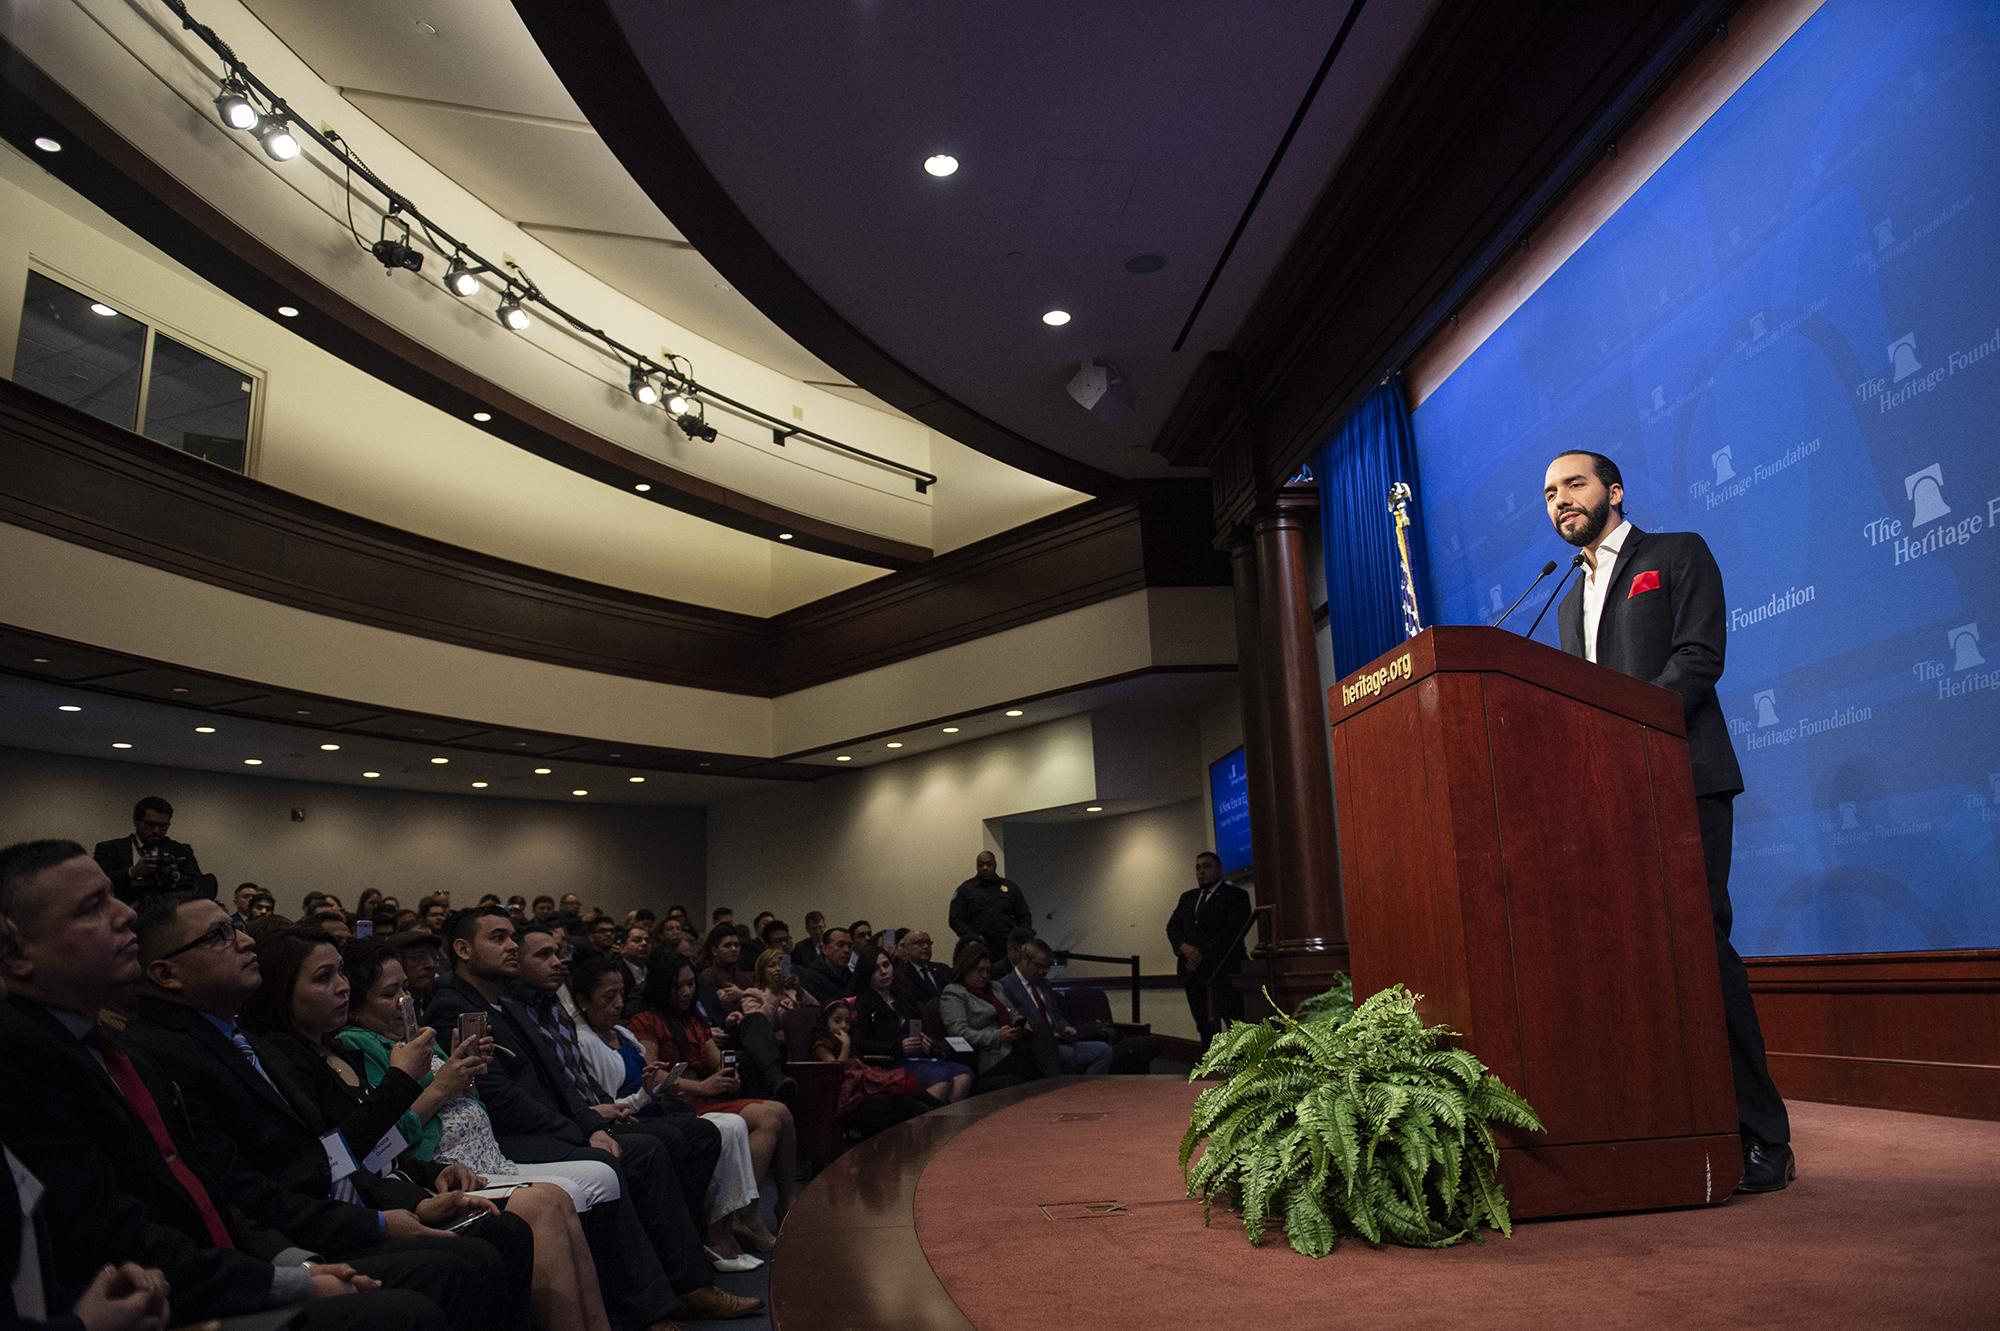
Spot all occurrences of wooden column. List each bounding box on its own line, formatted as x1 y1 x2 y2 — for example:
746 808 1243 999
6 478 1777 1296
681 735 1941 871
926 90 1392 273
1245 488 1348 1010
1228 533 1283 919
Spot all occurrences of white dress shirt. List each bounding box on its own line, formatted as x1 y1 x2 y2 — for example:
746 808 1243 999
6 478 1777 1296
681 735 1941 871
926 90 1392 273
1580 519 1632 664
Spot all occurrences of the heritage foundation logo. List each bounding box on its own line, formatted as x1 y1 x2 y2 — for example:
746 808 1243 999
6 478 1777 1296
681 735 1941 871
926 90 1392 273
1730 584 1815 632
1911 621 1998 702
1890 333 1922 382
1857 324 2000 413
1712 446 1736 483
1951 623 1986 671
1688 436 1819 510
1733 685 1873 750
1860 465 2000 566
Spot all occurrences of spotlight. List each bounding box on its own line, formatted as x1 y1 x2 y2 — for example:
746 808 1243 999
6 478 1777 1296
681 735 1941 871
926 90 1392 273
215 80 258 131
924 153 960 177
444 254 485 297
674 405 716 442
372 213 423 274
497 292 531 332
665 391 690 417
257 117 300 161
629 366 661 405
32 136 61 153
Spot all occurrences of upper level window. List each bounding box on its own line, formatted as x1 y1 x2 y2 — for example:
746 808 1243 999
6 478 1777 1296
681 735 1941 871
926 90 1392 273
12 270 257 474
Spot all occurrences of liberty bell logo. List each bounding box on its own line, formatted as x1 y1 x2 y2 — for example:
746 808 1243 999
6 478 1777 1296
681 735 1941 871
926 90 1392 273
1489 585 1506 615
1905 464 1951 527
1950 623 1985 672
1712 446 1736 483
1753 690 1780 728
1889 334 1921 382
1839 802 1861 831
1749 313 1768 341
1874 219 1895 251
1651 385 1667 411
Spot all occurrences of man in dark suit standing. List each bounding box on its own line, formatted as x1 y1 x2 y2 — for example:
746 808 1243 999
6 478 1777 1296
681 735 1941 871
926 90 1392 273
92 797 210 905
1543 450 1792 1193
1165 852 1252 1050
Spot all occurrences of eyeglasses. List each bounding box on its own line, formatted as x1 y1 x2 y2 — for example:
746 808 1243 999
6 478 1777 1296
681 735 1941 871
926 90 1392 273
158 918 241 961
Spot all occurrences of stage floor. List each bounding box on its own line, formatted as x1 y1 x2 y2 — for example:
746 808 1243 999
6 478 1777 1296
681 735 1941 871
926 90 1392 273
773 1076 1999 1331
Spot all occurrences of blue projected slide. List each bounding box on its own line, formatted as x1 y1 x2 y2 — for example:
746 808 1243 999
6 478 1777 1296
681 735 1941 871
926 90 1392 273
1209 747 1253 876
1413 0 2000 956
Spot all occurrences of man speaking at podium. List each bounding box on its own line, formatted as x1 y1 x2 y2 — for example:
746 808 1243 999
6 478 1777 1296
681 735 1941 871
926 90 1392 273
1542 450 1794 1194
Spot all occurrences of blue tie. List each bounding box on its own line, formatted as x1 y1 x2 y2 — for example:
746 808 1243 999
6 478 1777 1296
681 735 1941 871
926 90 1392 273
226 1025 281 1095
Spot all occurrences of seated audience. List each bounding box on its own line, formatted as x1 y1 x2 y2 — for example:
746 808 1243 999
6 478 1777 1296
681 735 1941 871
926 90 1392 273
846 922 873 967
0 840 450 1331
998 939 1113 1075
804 1002 933 1138
334 939 617 1331
893 929 949 1005
798 927 854 1003
421 907 757 1325
710 907 733 929
736 947 817 1025
230 882 260 926
248 891 276 920
92 797 210 904
530 897 558 927
394 907 420 933
789 912 826 971
614 926 651 1016
584 915 619 956
1004 925 1037 975
940 942 1044 1091
850 944 970 1103
629 954 797 1235
558 894 584 924
758 918 792 958
568 957 768 1272
694 925 749 1020
416 896 449 933
356 889 384 922
302 909 352 944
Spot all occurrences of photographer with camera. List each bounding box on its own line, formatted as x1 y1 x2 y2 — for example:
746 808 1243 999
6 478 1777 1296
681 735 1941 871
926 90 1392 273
93 796 214 904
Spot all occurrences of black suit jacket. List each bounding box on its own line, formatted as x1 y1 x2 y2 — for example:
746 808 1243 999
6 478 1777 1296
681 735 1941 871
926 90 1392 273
0 997 284 1319
90 837 209 904
1557 526 1745 797
1166 881 1253 982
423 975 600 1158
120 999 400 1252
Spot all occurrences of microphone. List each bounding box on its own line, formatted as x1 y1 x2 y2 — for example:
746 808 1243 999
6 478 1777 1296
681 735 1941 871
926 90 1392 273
1523 553 1586 641
1491 560 1559 629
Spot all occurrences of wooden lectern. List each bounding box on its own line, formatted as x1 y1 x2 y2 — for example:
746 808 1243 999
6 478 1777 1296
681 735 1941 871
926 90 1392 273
1328 626 1740 1218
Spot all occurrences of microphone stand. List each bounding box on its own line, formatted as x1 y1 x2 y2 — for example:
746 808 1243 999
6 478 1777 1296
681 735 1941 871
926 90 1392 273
1524 553 1586 640
1492 560 1558 629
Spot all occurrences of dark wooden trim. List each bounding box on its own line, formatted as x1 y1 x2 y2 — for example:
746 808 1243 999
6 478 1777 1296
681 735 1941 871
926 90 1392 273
0 380 1224 697
769 1080 1070 1331
0 34 925 569
1158 1 1736 508
1747 950 2000 1120
509 0 1117 500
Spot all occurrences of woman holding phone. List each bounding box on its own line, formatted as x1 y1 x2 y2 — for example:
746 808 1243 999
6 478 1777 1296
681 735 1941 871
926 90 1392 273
329 938 621 1331
850 942 971 1103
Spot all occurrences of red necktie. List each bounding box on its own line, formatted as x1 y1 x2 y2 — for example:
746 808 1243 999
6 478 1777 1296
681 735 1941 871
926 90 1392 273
85 1026 234 1249
1031 985 1050 1026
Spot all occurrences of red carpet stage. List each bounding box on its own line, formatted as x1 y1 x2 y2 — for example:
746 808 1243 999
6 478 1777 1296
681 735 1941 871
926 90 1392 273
769 1077 2000 1331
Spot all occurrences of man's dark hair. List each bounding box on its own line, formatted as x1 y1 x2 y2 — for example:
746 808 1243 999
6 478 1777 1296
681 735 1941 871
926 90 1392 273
1195 851 1221 866
251 892 276 909
303 909 347 931
302 891 328 912
848 919 871 935
236 881 260 894
752 911 774 928
630 908 656 924
666 905 688 919
448 904 512 947
804 911 824 927
0 839 89 928
531 895 555 909
822 926 851 943
711 905 733 922
1550 449 1626 516
1020 937 1054 963
516 921 558 949
133 890 207 965
1005 925 1037 951
760 918 790 943
132 797 173 823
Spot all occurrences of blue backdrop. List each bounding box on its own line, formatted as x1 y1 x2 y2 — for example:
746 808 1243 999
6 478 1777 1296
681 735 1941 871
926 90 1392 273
1412 0 2000 956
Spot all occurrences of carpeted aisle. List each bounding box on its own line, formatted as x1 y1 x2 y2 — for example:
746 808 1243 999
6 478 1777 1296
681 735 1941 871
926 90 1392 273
911 1077 1999 1331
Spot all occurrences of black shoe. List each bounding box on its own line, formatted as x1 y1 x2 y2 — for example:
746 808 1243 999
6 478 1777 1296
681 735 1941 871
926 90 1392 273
1737 1137 1796 1193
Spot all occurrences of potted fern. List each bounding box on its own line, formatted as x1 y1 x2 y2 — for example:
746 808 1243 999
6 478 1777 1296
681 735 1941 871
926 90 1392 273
1180 979 1542 1256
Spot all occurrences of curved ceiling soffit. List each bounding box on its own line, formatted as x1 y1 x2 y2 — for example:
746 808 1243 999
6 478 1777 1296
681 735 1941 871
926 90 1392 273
509 0 1120 500
0 33 928 570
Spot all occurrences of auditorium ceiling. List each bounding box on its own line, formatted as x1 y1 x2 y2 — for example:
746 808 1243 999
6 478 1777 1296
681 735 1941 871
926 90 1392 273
237 0 1438 482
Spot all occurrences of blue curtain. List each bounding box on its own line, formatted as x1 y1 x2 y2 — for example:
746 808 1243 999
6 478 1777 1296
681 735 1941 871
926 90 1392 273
1311 376 1432 677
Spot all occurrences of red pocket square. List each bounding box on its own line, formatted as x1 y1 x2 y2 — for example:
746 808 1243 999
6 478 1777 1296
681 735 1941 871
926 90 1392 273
1628 570 1662 598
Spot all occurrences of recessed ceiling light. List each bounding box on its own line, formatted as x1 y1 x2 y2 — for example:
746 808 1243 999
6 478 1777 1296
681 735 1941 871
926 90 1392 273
277 305 299 318
923 153 959 177
32 136 61 153
534 767 552 775
29 656 49 664
295 710 311 716
471 781 488 788
111 742 132 750
429 757 449 765
1085 805 1103 813
698 761 712 768
362 771 381 778
472 411 492 423
90 303 117 317
243 758 263 766
628 776 645 783
941 726 960 734
885 742 904 749
319 743 340 751
571 789 588 797
1004 709 1024 717
634 483 652 492
608 752 622 758
170 687 189 694
835 755 852 762
58 704 82 712
1041 309 1072 327
777 533 793 541
195 726 216 734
